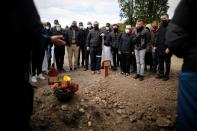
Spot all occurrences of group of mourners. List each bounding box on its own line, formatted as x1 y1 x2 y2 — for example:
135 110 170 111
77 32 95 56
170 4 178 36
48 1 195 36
8 0 197 130
31 14 172 82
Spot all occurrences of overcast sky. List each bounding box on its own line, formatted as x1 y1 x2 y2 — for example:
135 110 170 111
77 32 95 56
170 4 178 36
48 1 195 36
34 0 180 27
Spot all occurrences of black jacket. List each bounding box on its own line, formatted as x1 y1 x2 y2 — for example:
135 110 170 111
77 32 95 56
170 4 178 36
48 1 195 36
165 0 197 72
87 28 102 48
78 29 86 47
104 30 111 46
84 27 93 48
65 27 80 46
5 0 50 130
51 27 65 48
156 22 170 55
119 33 133 53
133 28 149 50
108 31 122 49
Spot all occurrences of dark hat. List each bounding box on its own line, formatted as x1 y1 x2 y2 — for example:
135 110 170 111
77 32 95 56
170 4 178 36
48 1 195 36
106 23 110 27
79 22 83 26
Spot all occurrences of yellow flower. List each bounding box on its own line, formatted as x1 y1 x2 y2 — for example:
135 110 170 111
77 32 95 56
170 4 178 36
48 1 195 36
63 75 71 82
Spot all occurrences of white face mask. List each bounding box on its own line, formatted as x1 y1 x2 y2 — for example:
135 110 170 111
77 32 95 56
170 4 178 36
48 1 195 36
125 29 130 34
79 26 83 29
87 24 92 28
56 27 61 31
46 26 50 30
106 27 110 30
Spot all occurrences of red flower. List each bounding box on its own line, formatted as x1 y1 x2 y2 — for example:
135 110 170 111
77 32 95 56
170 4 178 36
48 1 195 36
75 84 79 92
61 83 66 89
51 83 58 90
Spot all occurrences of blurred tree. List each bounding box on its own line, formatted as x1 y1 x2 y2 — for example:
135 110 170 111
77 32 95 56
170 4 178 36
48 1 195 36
118 0 169 24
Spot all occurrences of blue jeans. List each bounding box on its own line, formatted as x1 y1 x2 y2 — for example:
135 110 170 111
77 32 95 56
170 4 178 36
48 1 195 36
135 49 146 76
177 72 197 131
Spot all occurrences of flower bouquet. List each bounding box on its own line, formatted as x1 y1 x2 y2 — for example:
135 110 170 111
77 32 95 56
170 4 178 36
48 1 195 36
51 75 79 102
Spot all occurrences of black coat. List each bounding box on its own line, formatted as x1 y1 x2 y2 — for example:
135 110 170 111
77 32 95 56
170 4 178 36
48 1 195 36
78 29 86 47
119 33 133 53
51 27 65 48
84 27 93 48
104 30 111 46
86 28 102 48
108 31 122 49
156 22 170 55
165 0 197 72
133 28 149 50
5 0 50 130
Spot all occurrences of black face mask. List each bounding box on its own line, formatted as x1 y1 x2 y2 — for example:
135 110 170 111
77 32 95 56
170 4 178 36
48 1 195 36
137 26 143 32
113 28 118 32
72 24 77 27
94 25 99 30
162 20 168 26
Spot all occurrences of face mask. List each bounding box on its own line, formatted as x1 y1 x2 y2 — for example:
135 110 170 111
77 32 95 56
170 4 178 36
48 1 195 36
136 26 143 32
79 26 83 29
87 24 92 28
125 29 130 34
46 26 50 30
106 27 110 30
113 28 118 32
72 24 77 28
162 20 168 26
94 25 99 29
56 27 61 31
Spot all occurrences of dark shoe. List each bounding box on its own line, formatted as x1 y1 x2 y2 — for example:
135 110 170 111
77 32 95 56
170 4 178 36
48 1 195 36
74 67 77 70
152 69 157 73
139 75 144 81
70 67 73 71
113 67 117 71
125 73 129 77
134 74 140 79
156 74 163 79
162 76 169 81
61 69 66 73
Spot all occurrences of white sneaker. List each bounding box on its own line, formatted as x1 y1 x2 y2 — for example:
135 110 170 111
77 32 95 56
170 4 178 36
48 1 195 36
91 71 95 75
38 74 45 80
31 76 37 83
